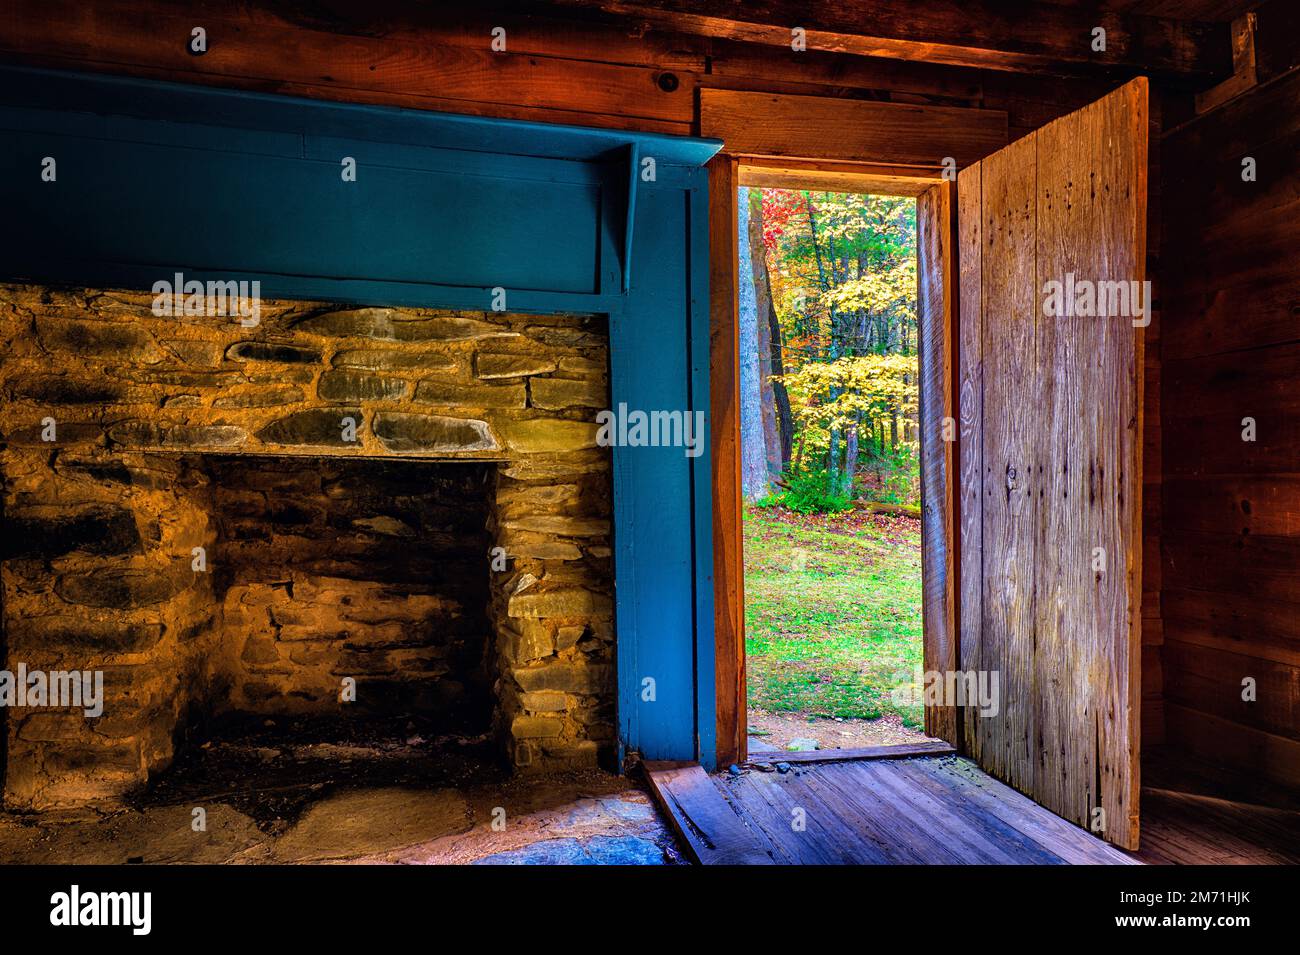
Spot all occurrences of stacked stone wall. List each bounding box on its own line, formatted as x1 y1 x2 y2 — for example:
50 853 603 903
0 285 615 807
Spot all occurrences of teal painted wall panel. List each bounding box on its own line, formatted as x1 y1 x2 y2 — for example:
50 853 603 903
2 132 605 293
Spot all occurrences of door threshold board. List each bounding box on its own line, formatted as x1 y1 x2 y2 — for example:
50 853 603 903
743 740 955 765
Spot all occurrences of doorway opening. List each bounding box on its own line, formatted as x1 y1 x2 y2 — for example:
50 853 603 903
737 183 938 756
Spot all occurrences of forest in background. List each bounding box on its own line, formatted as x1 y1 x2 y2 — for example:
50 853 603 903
738 186 920 513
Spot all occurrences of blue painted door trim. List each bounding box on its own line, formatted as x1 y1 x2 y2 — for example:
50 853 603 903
688 183 717 769
0 65 719 770
609 177 716 768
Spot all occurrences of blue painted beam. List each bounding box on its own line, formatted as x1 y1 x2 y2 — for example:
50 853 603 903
0 65 722 167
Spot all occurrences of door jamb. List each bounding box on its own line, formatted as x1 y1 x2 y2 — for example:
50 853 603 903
710 155 959 768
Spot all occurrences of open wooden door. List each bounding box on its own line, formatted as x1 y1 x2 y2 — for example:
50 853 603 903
957 78 1147 849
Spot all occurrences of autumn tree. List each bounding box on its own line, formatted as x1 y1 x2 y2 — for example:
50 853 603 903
747 188 919 509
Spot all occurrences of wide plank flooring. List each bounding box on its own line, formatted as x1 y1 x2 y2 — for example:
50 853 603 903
709 755 1136 864
651 748 1299 865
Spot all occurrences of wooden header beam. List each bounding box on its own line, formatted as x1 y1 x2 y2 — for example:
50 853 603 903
702 89 1007 168
538 0 1232 81
739 158 941 197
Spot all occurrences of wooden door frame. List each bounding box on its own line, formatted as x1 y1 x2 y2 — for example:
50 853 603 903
709 154 960 767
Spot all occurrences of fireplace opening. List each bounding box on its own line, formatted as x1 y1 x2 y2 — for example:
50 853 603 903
203 455 496 732
98 453 502 822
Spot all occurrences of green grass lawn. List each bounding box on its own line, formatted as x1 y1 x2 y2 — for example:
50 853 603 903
743 503 925 727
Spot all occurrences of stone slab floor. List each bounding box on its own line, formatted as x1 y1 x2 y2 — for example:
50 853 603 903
0 718 684 865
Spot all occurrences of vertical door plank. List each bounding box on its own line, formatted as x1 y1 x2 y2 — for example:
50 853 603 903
977 132 1040 793
956 162 984 760
918 182 958 745
1033 113 1085 829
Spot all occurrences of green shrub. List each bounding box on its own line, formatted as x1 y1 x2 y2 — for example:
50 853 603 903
859 443 920 506
769 467 853 514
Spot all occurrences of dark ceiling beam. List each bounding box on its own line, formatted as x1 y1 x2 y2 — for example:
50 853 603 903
528 0 1234 81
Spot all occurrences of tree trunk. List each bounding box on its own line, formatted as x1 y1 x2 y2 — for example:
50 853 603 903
806 195 841 494
768 307 794 469
737 187 769 501
748 189 783 481
843 418 860 499
750 191 793 469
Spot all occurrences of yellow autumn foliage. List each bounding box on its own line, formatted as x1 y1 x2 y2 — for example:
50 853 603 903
779 353 918 446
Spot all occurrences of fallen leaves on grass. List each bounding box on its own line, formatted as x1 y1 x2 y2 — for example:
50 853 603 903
744 499 924 725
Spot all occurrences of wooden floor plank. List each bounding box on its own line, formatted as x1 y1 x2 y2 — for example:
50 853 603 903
707 776 806 864
642 761 773 865
806 762 976 863
921 758 1140 864
883 759 1067 865
874 759 1061 864
718 769 874 863
1133 745 1300 865
798 763 947 863
1136 789 1300 865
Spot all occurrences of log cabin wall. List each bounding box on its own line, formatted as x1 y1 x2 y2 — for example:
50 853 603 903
0 0 1238 762
1160 54 1300 789
1142 89 1166 748
0 1 1124 149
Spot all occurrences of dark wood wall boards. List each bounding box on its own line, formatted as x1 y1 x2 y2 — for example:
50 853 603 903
1160 65 1300 791
529 0 1233 80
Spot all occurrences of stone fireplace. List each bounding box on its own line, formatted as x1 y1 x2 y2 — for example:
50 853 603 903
0 284 616 810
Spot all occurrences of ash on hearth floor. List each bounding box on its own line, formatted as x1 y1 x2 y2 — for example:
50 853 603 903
0 715 683 864
130 713 504 831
